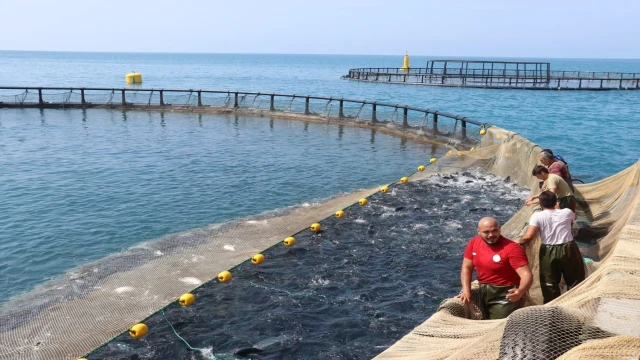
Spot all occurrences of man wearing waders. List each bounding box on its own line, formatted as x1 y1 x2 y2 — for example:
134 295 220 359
458 217 533 319
517 191 586 303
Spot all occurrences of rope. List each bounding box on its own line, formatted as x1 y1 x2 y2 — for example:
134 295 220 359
323 100 332 117
250 94 260 107
106 90 115 106
15 90 28 105
355 103 365 120
160 310 220 360
248 281 327 299
285 96 295 111
389 107 398 124
184 91 193 108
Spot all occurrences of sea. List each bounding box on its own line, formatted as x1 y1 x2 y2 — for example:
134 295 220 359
0 51 638 358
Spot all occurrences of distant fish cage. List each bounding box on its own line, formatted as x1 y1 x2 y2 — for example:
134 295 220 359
343 60 640 90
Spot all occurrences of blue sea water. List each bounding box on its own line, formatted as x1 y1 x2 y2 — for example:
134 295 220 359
0 52 638 309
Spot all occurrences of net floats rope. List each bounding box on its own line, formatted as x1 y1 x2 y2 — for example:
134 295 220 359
251 253 265 264
380 185 389 193
335 210 345 218
310 223 322 232
129 323 148 339
217 270 232 283
417 165 426 172
179 293 195 307
283 236 296 246
359 198 368 206
400 176 409 184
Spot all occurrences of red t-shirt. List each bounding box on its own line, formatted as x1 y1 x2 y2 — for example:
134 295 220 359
463 235 528 286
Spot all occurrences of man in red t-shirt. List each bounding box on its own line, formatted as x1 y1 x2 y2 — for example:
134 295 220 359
457 217 533 319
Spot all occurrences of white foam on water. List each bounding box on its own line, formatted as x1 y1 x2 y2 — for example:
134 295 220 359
353 219 367 224
309 277 330 286
154 250 163 256
114 286 134 294
179 277 202 285
444 220 463 230
223 245 235 251
246 220 268 225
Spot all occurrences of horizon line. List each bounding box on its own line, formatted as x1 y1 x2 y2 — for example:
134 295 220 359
1 49 639 61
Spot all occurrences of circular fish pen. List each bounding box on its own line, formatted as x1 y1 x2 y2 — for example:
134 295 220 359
0 89 639 359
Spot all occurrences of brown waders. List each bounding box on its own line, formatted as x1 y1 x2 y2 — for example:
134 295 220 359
478 283 524 320
539 241 585 304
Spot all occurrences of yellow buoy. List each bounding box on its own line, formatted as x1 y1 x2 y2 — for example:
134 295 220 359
458 151 463 156
401 51 410 71
380 185 388 193
284 236 296 246
179 293 195 307
359 198 368 206
480 129 487 135
125 72 143 84
417 165 426 172
400 177 409 184
129 323 148 339
252 254 265 264
310 223 322 232
335 210 345 219
217 270 232 283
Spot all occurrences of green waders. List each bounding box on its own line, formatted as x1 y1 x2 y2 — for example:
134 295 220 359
539 241 586 304
478 283 524 320
558 195 577 213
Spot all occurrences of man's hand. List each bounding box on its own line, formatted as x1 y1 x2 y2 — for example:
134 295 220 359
457 290 472 304
506 288 524 302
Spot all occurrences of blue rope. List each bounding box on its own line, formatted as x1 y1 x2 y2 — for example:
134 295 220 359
249 281 326 299
160 310 219 360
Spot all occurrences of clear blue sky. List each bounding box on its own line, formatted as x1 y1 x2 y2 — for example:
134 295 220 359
1 0 638 58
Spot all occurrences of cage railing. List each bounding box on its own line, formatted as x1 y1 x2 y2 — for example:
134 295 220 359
0 86 487 144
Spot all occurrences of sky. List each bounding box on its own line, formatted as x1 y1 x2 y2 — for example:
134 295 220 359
1 0 638 58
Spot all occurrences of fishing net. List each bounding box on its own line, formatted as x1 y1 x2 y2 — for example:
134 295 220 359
374 127 640 359
1 112 638 360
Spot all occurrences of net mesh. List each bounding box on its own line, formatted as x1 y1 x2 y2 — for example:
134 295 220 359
0 117 638 360
374 127 640 359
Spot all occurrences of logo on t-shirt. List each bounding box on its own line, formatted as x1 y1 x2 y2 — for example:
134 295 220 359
492 254 501 262
472 252 476 256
